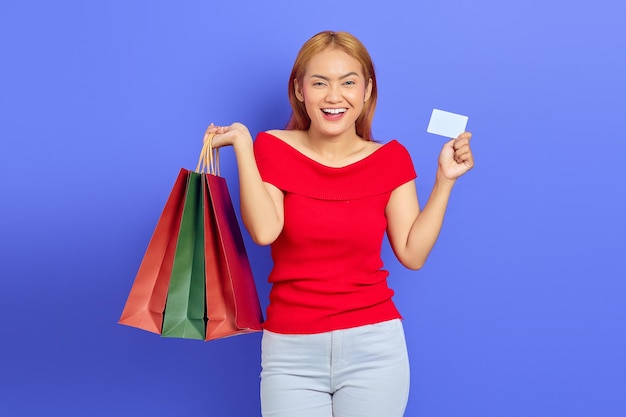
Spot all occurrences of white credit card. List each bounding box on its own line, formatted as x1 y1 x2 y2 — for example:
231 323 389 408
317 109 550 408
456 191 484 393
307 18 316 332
426 109 469 138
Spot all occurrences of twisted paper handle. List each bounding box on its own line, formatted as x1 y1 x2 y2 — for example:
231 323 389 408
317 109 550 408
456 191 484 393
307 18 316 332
196 129 220 176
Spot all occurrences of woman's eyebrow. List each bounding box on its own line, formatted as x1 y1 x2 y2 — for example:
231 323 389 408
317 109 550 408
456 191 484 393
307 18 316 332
309 72 360 80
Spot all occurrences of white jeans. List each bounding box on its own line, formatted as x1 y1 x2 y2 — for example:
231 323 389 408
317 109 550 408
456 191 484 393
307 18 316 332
260 319 410 417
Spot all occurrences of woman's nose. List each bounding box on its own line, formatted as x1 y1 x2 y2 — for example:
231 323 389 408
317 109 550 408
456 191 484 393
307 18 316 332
325 84 341 102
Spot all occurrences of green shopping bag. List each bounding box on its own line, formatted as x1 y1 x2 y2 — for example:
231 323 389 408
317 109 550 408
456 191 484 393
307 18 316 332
161 171 207 340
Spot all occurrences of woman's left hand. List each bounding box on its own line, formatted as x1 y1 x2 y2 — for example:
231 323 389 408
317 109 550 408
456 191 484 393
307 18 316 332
438 132 474 181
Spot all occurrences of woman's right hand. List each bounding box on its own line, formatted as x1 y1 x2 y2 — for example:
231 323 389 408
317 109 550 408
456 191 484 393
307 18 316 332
204 122 252 150
204 121 284 245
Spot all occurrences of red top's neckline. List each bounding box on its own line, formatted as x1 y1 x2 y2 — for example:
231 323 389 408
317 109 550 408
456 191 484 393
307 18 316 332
259 131 399 170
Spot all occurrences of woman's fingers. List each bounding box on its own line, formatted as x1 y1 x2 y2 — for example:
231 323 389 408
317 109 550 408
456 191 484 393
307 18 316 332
453 132 474 168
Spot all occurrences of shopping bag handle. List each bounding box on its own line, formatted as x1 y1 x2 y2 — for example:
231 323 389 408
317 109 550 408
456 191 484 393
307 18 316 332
196 130 220 176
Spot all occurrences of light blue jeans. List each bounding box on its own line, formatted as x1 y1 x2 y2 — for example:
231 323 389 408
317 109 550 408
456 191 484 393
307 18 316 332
260 319 410 417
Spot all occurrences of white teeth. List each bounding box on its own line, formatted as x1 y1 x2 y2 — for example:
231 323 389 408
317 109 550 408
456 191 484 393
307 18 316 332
322 108 346 114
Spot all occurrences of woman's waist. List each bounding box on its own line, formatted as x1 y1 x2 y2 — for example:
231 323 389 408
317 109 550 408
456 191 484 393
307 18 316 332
262 298 402 335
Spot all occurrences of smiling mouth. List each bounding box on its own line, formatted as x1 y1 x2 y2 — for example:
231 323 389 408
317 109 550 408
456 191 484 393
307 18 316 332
321 108 347 115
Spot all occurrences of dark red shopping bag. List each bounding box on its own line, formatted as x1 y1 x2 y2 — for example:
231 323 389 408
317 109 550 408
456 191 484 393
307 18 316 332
203 172 263 340
199 136 263 340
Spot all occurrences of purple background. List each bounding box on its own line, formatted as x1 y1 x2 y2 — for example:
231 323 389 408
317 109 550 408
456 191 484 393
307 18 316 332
1 1 625 416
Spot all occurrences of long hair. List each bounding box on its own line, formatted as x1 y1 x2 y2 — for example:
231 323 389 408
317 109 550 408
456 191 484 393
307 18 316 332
285 31 378 141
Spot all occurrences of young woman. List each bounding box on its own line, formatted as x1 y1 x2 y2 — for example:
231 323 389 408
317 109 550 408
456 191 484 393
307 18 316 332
207 30 474 417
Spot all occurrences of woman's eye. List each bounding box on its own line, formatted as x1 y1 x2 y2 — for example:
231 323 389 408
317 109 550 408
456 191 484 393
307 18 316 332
313 81 326 87
344 80 356 86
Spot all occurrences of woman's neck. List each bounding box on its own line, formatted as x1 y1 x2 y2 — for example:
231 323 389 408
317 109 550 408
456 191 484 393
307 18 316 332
303 128 367 164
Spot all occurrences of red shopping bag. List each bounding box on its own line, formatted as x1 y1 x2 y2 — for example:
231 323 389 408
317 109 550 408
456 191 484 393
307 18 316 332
119 131 263 340
118 169 188 334
200 136 263 340
203 173 263 339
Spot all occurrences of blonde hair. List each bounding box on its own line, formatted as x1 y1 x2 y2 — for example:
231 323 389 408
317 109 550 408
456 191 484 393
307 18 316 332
285 31 378 141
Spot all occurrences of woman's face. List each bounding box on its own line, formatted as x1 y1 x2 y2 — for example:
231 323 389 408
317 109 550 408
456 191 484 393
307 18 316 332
295 48 372 139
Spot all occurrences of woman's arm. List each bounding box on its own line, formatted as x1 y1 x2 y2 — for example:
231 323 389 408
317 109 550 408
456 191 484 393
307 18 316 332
207 123 284 246
386 132 474 270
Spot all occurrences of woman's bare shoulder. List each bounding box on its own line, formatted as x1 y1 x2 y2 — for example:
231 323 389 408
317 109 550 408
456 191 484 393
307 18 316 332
265 129 306 146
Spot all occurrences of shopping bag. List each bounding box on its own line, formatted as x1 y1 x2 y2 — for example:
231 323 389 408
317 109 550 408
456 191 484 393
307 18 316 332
119 130 263 340
200 135 263 340
202 173 235 339
118 169 188 334
160 171 207 340
204 173 263 339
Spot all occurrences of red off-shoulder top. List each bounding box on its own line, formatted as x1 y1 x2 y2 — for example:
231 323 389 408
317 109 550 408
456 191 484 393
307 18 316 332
254 131 417 334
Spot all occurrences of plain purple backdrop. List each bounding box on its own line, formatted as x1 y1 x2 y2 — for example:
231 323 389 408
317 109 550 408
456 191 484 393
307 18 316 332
1 1 625 416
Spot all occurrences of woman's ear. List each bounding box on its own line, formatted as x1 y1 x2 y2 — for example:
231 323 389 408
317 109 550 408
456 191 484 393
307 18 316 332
294 78 304 102
364 78 373 102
